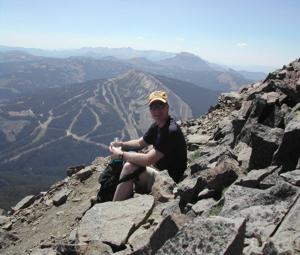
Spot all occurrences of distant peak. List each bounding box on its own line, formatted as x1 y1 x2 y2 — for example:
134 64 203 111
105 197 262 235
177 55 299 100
177 52 199 58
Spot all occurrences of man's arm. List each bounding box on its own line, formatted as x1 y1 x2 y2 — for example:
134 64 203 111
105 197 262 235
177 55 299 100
123 148 163 167
121 137 147 151
110 145 163 167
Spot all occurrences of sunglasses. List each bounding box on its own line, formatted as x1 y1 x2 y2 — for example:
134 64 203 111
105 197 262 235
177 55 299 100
149 103 166 111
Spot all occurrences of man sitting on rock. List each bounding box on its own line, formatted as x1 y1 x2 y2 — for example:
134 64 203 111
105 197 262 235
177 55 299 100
109 90 187 201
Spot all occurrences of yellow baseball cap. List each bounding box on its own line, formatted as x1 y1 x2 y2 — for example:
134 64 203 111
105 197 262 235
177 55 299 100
148 91 168 105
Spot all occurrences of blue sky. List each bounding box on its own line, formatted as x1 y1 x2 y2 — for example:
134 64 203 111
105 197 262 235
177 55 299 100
0 0 299 69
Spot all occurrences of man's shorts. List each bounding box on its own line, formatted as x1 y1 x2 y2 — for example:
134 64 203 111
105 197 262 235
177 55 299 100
134 166 158 194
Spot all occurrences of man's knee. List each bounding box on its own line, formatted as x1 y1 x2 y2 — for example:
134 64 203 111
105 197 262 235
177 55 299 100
120 162 139 177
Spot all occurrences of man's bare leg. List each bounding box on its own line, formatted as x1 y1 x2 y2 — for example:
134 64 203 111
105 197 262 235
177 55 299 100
113 162 138 201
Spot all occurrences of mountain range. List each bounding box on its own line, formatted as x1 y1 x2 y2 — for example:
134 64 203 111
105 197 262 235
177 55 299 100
0 46 264 95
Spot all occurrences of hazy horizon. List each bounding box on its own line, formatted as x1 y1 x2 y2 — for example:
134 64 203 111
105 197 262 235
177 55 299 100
1 0 299 69
0 44 280 73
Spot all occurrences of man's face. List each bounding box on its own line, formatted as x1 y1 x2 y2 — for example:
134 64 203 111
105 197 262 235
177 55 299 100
149 101 169 124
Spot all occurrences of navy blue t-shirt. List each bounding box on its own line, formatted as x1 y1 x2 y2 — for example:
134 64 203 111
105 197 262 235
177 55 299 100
143 116 187 183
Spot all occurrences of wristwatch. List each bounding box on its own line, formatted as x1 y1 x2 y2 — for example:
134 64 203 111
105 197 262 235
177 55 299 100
118 152 124 160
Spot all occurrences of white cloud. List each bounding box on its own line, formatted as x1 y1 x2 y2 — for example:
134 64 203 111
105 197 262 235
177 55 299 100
237 42 248 48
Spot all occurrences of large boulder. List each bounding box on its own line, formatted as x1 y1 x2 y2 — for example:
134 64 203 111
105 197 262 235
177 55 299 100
128 213 191 254
280 169 300 186
75 167 94 181
157 216 246 255
52 188 71 206
273 103 300 171
213 118 235 146
76 195 154 248
189 145 235 174
220 182 299 243
235 166 279 188
207 158 241 192
270 196 300 253
248 124 283 170
191 198 217 215
151 170 176 203
176 173 207 205
12 195 35 211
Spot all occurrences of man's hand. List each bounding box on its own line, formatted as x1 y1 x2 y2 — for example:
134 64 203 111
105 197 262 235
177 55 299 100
110 141 123 149
109 144 123 160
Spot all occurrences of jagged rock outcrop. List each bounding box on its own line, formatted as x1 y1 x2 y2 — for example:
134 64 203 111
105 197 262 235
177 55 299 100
1 58 300 254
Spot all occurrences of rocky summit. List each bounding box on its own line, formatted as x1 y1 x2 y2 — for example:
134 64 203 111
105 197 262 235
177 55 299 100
1 58 300 254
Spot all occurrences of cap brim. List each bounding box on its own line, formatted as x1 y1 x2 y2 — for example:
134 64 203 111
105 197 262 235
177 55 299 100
149 98 167 105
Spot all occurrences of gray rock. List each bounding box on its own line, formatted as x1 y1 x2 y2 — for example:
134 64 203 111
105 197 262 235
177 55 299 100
271 195 300 253
151 170 176 203
0 216 10 226
273 103 300 171
261 91 287 105
236 100 253 120
207 158 241 192
30 247 57 255
280 169 300 186
248 124 283 170
187 125 200 134
235 166 278 188
220 182 298 242
75 241 113 255
52 188 71 206
77 195 154 247
66 165 85 177
259 167 285 189
262 241 280 255
221 91 241 102
190 145 234 174
243 237 263 255
13 195 35 211
129 214 191 254
2 221 12 231
236 96 284 145
68 228 77 243
176 174 206 205
160 199 181 217
245 79 277 101
186 134 210 145
75 167 93 181
213 118 235 146
192 198 217 215
157 216 246 255
235 142 252 170
0 229 19 249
